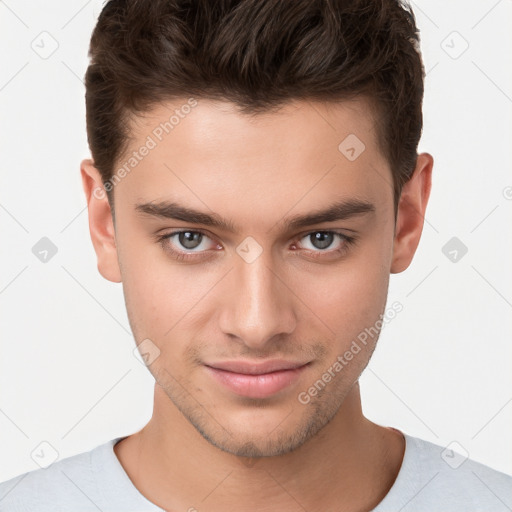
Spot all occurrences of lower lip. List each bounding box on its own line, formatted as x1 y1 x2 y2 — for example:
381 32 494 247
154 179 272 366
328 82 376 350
205 364 309 399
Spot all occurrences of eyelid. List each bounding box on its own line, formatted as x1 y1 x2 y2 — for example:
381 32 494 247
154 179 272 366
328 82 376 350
293 230 356 254
157 228 357 262
158 228 220 249
157 228 353 245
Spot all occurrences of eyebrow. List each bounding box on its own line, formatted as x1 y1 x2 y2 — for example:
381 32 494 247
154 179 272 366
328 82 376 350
135 198 376 233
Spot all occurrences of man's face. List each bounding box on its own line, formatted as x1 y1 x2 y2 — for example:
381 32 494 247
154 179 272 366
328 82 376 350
102 98 398 457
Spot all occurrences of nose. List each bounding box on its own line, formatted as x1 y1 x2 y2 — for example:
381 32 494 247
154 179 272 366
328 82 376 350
218 248 297 350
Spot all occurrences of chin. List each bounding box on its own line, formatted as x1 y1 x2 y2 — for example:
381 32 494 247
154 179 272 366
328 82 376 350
185 397 338 458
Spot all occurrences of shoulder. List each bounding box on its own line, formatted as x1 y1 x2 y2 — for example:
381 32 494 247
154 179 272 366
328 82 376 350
0 437 156 512
375 432 512 512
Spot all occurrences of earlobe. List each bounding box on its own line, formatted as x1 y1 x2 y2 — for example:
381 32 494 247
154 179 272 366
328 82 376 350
390 152 434 274
80 158 122 283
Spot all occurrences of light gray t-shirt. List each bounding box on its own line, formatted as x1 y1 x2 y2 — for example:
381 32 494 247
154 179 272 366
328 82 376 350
1 431 511 511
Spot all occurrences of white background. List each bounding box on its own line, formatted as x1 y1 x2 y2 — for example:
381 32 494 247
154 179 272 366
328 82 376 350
1 0 511 482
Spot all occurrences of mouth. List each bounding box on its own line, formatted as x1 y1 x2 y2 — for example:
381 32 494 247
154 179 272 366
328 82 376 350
204 359 311 399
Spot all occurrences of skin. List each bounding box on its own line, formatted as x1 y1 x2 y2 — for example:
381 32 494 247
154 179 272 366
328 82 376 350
81 97 433 511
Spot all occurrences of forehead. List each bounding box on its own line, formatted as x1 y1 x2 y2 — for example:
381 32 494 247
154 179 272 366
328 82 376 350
115 97 392 229
127 96 380 161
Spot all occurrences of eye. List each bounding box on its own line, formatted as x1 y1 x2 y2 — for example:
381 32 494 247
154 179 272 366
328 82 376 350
156 229 356 263
172 231 208 251
298 231 353 251
157 229 220 260
292 230 357 260
301 231 337 250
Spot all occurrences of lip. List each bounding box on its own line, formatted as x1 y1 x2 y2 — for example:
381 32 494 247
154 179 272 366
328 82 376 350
204 360 310 399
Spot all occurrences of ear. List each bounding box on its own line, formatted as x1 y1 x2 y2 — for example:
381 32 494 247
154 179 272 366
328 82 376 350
390 152 434 274
80 159 122 283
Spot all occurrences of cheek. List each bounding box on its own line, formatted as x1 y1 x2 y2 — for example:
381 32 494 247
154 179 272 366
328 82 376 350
119 244 224 343
291 262 389 389
292 250 390 343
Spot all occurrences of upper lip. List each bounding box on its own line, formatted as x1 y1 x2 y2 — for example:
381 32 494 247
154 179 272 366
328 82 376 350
205 359 310 375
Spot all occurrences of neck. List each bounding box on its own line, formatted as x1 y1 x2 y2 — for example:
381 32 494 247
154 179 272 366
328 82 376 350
114 382 405 512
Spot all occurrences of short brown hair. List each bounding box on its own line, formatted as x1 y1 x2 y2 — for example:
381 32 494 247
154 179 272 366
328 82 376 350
84 0 425 216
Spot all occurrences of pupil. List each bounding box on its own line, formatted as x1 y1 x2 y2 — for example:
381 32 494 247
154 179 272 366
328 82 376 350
179 231 202 249
311 232 333 250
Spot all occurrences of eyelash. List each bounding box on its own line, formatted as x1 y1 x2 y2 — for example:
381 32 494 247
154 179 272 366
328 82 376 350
156 229 358 263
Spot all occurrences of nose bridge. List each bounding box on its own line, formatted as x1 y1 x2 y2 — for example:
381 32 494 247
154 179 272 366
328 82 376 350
219 246 296 347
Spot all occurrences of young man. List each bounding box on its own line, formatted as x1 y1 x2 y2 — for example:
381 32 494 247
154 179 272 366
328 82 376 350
1 0 511 510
